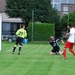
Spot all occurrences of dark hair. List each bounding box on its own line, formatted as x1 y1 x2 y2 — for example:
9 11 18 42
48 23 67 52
70 25 75 28
20 23 25 28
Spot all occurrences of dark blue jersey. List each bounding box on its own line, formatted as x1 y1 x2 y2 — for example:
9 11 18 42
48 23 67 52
50 38 60 48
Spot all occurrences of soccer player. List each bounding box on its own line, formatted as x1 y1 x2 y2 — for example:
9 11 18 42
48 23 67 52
63 25 75 59
49 36 64 55
12 24 27 55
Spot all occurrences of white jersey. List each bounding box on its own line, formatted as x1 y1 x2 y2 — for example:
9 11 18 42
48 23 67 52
68 28 75 43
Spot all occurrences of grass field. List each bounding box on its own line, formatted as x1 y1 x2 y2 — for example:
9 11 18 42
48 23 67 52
0 41 75 75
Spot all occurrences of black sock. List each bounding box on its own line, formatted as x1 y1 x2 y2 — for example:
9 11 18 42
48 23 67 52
13 47 16 52
18 47 22 53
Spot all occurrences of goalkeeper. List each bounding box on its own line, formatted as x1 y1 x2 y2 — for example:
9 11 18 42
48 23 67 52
12 24 27 55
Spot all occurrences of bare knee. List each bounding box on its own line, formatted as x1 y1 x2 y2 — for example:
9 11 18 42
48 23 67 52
50 52 54 55
59 51 63 55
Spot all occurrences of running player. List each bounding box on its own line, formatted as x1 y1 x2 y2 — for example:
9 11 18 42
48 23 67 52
63 25 75 59
12 24 27 55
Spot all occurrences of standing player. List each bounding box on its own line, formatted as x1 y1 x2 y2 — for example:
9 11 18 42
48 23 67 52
12 24 27 55
49 36 64 55
63 25 75 59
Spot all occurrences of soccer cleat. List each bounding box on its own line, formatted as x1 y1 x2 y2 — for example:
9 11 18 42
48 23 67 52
62 57 66 60
12 52 14 54
18 53 20 55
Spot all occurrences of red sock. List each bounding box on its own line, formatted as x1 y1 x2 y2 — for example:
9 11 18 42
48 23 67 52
63 49 66 59
69 49 75 56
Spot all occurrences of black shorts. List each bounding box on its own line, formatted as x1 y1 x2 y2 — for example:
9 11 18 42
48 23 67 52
51 47 60 53
15 37 24 46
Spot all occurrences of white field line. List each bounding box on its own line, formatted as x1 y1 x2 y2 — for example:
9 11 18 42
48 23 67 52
6 48 13 52
5 45 27 52
5 47 19 52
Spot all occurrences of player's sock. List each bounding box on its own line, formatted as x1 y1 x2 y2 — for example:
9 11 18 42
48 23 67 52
69 49 75 56
18 47 21 53
63 49 66 59
12 47 16 53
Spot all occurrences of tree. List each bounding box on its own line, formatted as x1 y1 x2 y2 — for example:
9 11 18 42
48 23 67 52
5 0 60 27
61 11 75 30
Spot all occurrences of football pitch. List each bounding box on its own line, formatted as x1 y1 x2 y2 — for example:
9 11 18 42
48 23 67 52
0 42 75 75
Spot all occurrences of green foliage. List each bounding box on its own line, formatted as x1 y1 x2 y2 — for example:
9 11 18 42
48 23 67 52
5 0 60 26
28 22 55 41
69 11 75 25
61 11 75 30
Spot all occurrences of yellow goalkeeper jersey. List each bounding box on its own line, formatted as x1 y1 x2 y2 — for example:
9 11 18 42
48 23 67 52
16 28 27 38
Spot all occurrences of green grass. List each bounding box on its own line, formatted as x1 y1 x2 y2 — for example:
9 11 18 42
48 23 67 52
0 41 75 75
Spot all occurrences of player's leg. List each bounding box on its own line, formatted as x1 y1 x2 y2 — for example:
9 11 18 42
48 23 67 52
12 44 17 54
57 47 63 55
69 43 75 56
58 50 63 55
18 38 23 55
63 48 66 59
50 52 54 55
63 41 69 59
12 37 19 54
18 45 22 55
69 49 75 56
63 41 70 59
50 48 56 55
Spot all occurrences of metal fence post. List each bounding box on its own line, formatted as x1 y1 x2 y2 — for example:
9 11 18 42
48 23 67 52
32 10 34 41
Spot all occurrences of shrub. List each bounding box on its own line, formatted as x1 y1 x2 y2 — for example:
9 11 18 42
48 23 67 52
28 22 55 41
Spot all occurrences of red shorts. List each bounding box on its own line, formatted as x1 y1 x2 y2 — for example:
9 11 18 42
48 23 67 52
64 41 74 49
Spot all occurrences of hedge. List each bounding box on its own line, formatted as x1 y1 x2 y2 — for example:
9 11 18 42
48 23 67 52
28 22 55 41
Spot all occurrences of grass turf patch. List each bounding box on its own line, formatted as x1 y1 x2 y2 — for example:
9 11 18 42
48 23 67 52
0 42 75 75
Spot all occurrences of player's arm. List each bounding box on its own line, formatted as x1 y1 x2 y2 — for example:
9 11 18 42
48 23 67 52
67 26 70 29
24 30 27 38
61 40 65 44
59 38 65 44
16 30 20 36
66 28 73 36
66 32 70 36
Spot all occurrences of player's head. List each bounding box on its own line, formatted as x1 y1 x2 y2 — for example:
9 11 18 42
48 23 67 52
20 24 25 29
50 36 54 41
70 25 75 28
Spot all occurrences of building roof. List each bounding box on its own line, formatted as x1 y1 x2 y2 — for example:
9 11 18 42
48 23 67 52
2 12 23 23
0 0 23 23
0 0 6 12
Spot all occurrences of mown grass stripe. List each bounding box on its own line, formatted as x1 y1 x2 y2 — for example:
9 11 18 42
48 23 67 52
0 42 75 75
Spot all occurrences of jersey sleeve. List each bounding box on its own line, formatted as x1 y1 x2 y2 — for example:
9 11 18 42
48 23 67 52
56 38 63 42
24 30 27 38
16 29 20 36
55 38 59 42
